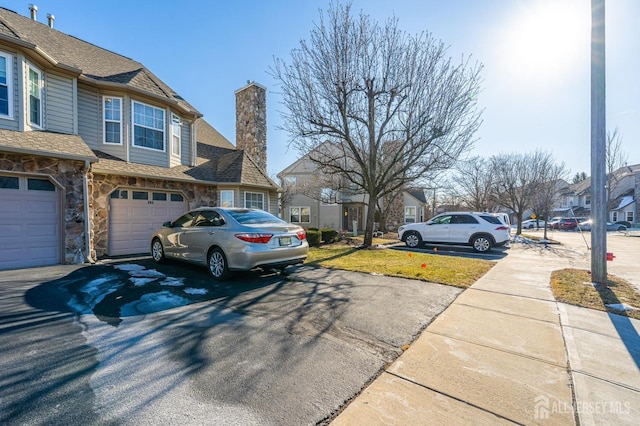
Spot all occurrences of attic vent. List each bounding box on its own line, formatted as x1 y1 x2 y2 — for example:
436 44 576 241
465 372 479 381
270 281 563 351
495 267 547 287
47 13 55 28
28 4 38 21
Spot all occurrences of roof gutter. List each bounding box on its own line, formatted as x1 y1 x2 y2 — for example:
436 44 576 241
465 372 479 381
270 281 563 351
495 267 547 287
0 145 97 163
0 34 82 74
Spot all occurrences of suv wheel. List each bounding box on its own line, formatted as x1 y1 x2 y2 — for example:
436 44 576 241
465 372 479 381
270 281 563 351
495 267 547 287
471 235 493 253
404 231 422 248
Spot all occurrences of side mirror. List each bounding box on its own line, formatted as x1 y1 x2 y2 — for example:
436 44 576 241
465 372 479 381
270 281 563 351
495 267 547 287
163 221 172 228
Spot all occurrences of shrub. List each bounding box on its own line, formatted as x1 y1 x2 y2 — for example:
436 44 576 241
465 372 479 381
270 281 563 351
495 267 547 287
306 229 321 247
320 228 338 243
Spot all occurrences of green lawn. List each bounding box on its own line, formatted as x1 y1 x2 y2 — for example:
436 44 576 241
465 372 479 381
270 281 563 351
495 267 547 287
305 246 494 288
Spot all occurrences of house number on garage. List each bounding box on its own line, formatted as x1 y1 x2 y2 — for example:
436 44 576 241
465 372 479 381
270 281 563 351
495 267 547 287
148 201 154 205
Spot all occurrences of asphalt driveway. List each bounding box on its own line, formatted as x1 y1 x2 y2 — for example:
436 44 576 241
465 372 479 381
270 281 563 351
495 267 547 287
0 259 461 425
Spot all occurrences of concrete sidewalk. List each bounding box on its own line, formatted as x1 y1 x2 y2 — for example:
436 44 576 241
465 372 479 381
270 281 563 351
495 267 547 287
332 243 640 425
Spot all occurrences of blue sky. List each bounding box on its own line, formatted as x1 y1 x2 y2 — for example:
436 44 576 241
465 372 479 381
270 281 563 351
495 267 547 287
4 0 639 180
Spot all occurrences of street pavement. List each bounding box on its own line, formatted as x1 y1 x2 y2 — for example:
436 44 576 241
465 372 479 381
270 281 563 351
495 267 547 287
333 231 640 425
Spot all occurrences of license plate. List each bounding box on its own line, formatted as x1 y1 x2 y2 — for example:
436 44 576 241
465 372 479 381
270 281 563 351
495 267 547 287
279 236 292 246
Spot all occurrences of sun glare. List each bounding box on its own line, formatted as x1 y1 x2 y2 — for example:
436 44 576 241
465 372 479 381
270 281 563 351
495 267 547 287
499 1 590 87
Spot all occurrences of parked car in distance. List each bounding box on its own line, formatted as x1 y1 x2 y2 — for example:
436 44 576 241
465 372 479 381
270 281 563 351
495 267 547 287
553 217 588 231
547 217 563 229
577 219 627 232
520 219 546 229
398 212 511 253
150 207 309 280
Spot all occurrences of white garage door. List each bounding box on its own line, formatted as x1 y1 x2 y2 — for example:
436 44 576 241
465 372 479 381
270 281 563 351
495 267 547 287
0 175 61 270
109 189 186 256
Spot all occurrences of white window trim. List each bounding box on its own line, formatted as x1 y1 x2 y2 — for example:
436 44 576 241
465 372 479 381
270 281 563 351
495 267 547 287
611 211 618 222
290 206 311 223
626 211 634 222
171 113 181 156
0 51 13 119
244 191 265 210
220 189 234 208
131 100 166 152
27 62 43 128
404 206 416 223
103 96 123 145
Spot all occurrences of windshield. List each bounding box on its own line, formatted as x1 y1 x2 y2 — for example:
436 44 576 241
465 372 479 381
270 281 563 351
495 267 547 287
227 209 286 225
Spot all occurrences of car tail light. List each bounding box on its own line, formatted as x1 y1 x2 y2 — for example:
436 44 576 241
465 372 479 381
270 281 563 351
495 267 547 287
495 226 509 231
296 230 307 241
235 233 273 244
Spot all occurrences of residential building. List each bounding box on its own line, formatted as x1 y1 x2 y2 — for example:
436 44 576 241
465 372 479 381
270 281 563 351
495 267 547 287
0 7 278 270
278 152 430 233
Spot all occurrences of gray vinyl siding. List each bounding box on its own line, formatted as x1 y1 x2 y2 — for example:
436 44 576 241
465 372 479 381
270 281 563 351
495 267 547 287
181 120 191 166
269 191 278 216
129 144 166 166
77 85 100 149
44 72 75 134
0 49 19 131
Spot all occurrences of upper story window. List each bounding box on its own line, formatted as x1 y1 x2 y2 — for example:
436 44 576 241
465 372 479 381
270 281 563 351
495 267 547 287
0 52 13 118
132 100 165 151
28 65 42 127
320 187 338 205
244 191 265 210
171 114 181 156
103 97 122 144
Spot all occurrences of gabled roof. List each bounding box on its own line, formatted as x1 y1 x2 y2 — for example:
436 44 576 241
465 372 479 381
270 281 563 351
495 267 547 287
196 119 235 150
406 188 428 203
0 129 97 162
0 7 199 116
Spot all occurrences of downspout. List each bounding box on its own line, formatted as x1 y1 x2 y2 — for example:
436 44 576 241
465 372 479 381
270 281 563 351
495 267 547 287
191 114 198 167
83 160 94 263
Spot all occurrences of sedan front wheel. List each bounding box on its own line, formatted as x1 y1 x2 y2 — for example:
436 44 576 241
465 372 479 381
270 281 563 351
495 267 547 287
151 238 165 263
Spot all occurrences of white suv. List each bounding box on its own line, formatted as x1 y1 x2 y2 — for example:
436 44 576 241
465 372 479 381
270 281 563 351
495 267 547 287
398 212 511 253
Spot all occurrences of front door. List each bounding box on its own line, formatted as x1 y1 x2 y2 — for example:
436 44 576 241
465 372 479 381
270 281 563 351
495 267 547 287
343 205 363 232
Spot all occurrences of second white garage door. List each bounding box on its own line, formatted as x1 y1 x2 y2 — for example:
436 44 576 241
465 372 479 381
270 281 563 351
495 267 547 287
109 189 186 256
0 175 61 270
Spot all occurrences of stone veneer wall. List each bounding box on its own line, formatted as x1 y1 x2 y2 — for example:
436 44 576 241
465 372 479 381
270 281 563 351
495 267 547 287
635 172 640 224
384 191 406 232
90 173 220 258
235 84 267 172
0 152 87 264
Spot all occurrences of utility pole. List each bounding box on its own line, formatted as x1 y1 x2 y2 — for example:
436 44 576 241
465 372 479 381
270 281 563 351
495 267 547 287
591 0 607 283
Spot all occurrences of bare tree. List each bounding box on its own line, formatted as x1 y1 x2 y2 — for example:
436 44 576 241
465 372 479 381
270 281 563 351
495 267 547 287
606 127 629 209
529 158 568 240
453 156 497 211
491 151 557 235
272 3 482 247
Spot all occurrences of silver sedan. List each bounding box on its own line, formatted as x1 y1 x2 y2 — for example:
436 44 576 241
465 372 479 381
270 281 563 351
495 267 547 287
150 207 309 280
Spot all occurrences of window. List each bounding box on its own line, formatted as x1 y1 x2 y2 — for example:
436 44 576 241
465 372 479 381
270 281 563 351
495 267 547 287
27 178 55 191
152 192 167 201
320 188 338 205
132 191 149 200
244 192 264 210
170 193 184 202
132 101 165 150
290 207 310 223
404 207 416 223
282 176 296 188
626 211 634 223
171 114 181 156
451 214 479 224
0 176 19 189
103 97 122 144
110 189 128 199
28 65 42 127
0 52 13 117
220 190 234 207
585 196 591 205
611 211 618 222
173 212 196 228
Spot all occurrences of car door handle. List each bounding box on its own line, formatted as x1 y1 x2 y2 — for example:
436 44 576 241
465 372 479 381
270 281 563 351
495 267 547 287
208 231 216 235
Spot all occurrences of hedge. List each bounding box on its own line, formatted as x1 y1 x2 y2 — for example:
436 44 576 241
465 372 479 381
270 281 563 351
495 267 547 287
320 228 338 243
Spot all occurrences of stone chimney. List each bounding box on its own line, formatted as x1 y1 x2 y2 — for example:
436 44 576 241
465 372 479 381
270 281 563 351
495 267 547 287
28 4 38 21
235 81 267 172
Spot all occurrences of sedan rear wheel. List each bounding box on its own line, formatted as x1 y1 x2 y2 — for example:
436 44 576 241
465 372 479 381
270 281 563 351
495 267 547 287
151 238 165 263
471 235 493 253
208 247 232 281
404 231 422 248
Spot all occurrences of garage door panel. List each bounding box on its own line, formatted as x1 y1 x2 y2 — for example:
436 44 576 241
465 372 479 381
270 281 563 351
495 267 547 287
109 191 186 256
0 180 60 270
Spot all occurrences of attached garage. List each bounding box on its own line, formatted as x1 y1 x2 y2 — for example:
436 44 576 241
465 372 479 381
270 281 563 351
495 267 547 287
108 189 186 256
0 175 61 270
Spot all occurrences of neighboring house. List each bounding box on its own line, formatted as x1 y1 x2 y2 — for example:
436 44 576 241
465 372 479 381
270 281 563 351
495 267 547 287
278 152 429 232
0 7 278 270
554 164 639 223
